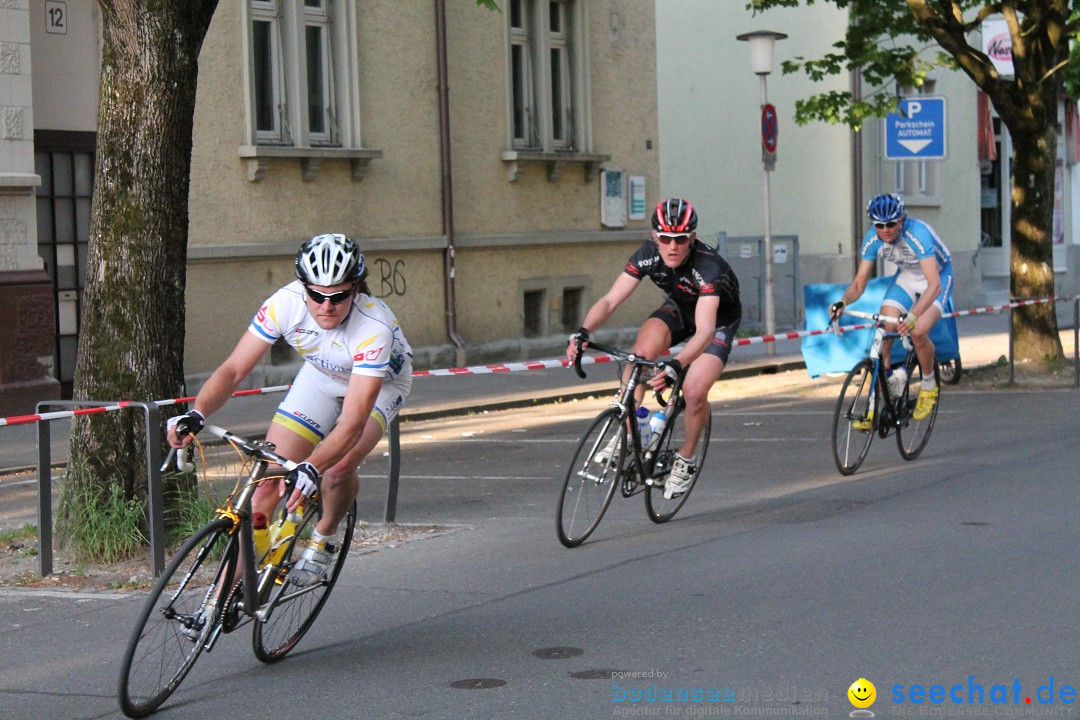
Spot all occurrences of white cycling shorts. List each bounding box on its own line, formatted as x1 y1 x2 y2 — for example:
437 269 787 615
272 361 412 445
881 266 954 316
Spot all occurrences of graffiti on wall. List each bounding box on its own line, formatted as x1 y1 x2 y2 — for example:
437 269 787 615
372 258 407 297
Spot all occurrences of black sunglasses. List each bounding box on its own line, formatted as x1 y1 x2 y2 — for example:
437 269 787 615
874 220 900 229
304 286 354 305
656 233 692 246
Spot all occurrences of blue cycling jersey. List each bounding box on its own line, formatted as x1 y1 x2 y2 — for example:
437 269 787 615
859 217 952 275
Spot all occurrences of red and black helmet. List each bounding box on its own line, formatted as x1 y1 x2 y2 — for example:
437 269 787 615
651 198 698 233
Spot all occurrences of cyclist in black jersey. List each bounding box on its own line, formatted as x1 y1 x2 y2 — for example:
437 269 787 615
566 198 741 499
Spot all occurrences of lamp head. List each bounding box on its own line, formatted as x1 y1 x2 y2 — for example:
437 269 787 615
736 30 788 75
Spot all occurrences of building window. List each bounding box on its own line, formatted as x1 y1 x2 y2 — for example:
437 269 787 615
245 0 355 148
561 286 583 332
508 0 586 152
891 81 941 206
34 132 96 398
523 288 547 337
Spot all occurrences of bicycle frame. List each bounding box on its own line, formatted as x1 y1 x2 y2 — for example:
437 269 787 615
572 340 678 486
163 426 312 643
838 309 915 425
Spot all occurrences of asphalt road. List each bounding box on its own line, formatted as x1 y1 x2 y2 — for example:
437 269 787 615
2 385 1079 720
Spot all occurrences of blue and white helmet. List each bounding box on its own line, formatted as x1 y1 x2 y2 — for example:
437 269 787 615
295 233 365 286
867 193 906 223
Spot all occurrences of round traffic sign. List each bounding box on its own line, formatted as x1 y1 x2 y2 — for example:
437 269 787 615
761 103 778 154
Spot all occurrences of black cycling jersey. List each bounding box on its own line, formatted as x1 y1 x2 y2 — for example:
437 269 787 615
623 239 741 328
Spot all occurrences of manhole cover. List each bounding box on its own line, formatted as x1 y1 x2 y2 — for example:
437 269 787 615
533 646 584 659
449 678 507 689
571 669 622 680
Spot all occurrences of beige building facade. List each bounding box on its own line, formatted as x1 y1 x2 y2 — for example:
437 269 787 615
186 0 662 385
4 0 662 411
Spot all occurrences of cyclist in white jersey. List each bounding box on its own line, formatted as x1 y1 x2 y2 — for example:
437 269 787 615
829 194 953 425
167 233 412 581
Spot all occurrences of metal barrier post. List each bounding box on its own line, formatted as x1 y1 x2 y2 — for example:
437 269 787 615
1008 304 1015 385
384 416 401 524
35 408 54 577
33 400 167 577
136 402 166 575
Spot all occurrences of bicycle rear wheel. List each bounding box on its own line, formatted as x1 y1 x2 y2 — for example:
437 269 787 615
252 499 357 663
556 408 626 547
118 517 235 718
645 400 711 523
832 359 877 475
896 357 940 460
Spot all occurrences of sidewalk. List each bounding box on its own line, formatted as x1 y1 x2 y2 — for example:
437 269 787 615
0 310 1033 474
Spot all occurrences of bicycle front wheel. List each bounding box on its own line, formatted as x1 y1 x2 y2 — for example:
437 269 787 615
556 408 626 547
832 359 877 475
118 517 235 718
897 359 940 460
252 499 357 663
645 400 711 523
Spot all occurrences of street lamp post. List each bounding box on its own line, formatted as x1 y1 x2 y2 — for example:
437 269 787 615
737 30 786 355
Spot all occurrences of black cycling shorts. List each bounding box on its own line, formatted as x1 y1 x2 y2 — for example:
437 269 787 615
649 299 739 365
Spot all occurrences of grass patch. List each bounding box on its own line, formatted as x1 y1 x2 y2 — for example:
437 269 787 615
0 525 37 544
162 471 224 546
57 477 147 565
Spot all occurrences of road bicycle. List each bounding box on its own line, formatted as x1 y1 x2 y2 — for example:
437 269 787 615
117 425 356 718
830 309 941 475
556 341 711 547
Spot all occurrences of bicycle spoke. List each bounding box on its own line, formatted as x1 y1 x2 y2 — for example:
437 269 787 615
832 360 876 475
645 403 709 524
556 408 625 547
118 518 234 718
897 360 939 460
252 500 356 663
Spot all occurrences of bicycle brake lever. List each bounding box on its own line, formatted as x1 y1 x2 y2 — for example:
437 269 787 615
572 340 587 379
161 447 195 473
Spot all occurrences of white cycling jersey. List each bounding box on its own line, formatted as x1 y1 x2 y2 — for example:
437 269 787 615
247 281 413 443
248 280 412 383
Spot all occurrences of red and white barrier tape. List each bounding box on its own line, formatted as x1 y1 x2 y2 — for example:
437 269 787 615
0 296 1070 427
0 385 291 428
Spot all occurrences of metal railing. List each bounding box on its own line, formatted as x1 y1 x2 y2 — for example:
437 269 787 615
35 400 165 577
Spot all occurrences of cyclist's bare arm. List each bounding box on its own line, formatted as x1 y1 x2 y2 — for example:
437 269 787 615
567 274 640 361
167 332 271 448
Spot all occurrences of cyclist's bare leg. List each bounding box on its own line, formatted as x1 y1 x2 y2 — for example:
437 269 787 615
315 415 385 534
679 354 723 459
631 318 673 403
879 306 902 371
910 305 941 378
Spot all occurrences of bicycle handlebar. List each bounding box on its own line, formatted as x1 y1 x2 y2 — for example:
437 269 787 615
832 309 914 351
161 425 300 473
837 308 902 325
570 340 681 407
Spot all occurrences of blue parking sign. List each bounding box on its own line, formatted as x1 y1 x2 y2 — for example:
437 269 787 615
884 97 946 160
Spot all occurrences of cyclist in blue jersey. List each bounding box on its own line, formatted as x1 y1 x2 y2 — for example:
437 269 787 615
829 194 954 425
566 198 741 499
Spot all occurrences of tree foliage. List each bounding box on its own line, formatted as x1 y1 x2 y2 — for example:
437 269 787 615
750 0 1077 365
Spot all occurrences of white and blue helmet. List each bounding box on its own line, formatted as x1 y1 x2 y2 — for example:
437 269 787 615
295 233 365 286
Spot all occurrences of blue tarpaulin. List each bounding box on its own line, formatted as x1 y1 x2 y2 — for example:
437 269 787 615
801 277 959 378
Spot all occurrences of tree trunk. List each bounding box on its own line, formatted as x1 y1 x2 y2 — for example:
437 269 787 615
1007 122 1065 365
63 2 219 532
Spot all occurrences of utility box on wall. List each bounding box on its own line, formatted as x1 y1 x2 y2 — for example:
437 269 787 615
600 167 627 228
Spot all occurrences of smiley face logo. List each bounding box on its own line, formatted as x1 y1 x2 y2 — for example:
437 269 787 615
848 678 877 709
